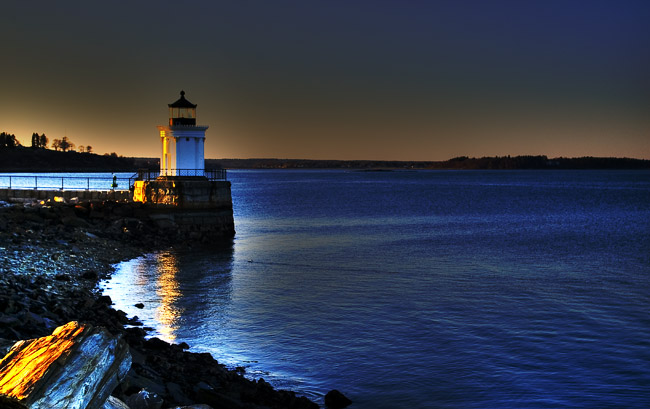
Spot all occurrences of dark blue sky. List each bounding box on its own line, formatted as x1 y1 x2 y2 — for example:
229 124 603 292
2 1 648 159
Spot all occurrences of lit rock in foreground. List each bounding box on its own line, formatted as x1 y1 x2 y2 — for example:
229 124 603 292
0 321 131 409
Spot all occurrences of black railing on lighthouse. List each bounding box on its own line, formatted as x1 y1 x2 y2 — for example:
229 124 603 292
130 168 227 186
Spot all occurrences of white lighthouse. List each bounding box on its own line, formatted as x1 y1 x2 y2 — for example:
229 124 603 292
131 91 234 238
157 90 207 177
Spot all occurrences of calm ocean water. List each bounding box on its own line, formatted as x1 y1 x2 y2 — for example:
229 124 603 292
103 170 650 408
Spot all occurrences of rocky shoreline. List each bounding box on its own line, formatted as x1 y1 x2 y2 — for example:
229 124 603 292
0 199 328 409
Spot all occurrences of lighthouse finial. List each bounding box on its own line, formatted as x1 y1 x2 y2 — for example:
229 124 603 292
180 90 185 97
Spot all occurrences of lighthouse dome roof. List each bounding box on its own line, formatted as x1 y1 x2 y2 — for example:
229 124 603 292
168 90 197 108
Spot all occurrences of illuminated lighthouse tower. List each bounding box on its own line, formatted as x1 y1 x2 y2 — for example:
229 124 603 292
157 90 207 177
132 90 234 239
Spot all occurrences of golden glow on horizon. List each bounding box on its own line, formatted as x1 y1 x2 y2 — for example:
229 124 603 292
1 98 648 160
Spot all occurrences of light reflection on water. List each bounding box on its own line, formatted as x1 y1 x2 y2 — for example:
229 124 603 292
101 248 235 346
153 252 182 343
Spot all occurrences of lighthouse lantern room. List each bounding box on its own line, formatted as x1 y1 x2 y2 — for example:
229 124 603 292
157 90 208 177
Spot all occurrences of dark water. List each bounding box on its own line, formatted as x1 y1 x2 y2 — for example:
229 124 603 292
103 170 650 408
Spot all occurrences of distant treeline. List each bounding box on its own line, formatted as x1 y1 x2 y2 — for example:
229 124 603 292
0 146 157 172
430 155 650 170
207 156 650 170
1 148 648 172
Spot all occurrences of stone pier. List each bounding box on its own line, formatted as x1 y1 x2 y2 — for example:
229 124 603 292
133 178 235 239
1 177 235 241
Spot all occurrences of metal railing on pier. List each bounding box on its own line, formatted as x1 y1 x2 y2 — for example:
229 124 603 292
0 169 227 192
0 174 132 191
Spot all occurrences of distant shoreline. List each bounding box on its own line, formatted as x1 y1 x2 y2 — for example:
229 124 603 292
207 156 650 170
1 146 649 171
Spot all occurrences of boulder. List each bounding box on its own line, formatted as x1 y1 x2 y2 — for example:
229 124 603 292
0 321 131 409
324 389 352 409
102 396 131 409
171 405 214 409
125 389 164 409
61 215 89 228
112 205 134 218
166 382 192 406
74 205 89 216
143 337 170 351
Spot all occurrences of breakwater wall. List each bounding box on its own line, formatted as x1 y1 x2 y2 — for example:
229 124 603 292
0 188 131 202
1 181 235 241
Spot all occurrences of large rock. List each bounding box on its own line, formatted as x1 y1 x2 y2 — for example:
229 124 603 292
125 389 163 409
61 215 90 228
0 321 131 409
324 389 352 408
102 396 131 409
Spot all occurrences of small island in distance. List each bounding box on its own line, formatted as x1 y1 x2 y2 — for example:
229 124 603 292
0 145 649 172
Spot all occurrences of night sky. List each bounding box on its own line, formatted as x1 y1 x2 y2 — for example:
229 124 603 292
2 1 649 160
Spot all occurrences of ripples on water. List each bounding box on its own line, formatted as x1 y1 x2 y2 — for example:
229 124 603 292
103 170 650 408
